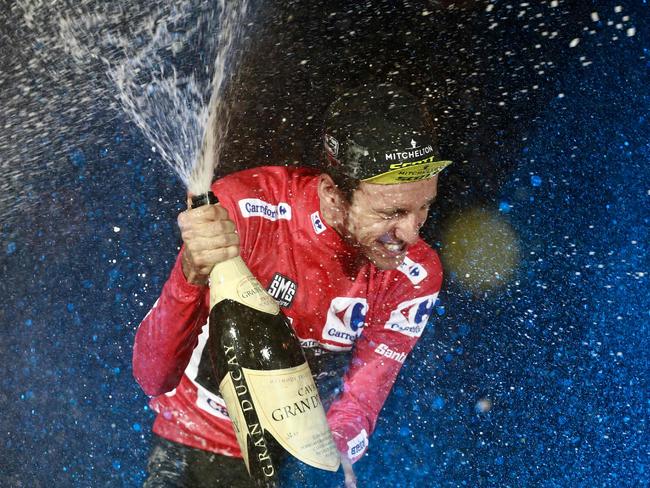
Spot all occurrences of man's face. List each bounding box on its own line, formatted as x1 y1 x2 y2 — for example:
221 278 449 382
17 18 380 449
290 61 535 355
339 176 438 270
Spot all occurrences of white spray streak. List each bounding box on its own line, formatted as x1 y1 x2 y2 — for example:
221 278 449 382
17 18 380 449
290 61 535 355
12 0 249 195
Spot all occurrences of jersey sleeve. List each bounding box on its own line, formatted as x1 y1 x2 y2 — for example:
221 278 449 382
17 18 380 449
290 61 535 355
326 247 443 462
132 251 210 396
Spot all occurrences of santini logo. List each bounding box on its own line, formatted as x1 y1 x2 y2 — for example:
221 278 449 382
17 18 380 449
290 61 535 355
374 343 407 363
267 273 297 308
347 429 368 461
238 199 292 221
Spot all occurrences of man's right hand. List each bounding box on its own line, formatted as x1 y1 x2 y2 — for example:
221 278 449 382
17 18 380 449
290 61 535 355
341 455 357 488
177 200 240 285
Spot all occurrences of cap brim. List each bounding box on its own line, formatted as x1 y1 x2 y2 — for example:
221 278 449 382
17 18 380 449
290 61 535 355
362 160 453 184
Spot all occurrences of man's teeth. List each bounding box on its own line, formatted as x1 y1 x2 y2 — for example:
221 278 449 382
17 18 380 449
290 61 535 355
384 243 403 252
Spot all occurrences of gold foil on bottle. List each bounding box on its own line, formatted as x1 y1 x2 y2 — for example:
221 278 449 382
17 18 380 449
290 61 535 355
209 256 279 314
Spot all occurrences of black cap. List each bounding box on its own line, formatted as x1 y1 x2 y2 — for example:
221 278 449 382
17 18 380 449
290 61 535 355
323 84 451 184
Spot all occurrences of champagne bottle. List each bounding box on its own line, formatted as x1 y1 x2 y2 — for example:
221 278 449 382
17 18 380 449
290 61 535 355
191 192 340 487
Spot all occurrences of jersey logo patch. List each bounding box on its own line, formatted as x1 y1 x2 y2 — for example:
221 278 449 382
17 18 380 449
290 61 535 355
298 338 320 349
325 134 340 157
322 297 368 349
196 387 230 421
374 343 407 363
311 211 326 234
267 273 297 308
238 198 292 221
384 293 438 338
347 429 368 461
397 256 428 285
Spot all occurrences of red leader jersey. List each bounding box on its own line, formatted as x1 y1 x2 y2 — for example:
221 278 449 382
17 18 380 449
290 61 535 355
133 166 443 463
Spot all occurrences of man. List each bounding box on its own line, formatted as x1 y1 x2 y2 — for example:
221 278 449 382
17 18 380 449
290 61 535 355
133 84 451 487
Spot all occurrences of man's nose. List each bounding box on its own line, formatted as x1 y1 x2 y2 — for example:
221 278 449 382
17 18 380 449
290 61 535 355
395 213 423 244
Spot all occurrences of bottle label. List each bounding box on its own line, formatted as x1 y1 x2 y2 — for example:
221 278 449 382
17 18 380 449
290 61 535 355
220 371 275 478
220 362 341 472
210 256 279 314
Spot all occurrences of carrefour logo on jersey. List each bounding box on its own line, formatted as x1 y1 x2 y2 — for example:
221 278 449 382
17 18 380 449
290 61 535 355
384 293 438 338
397 256 428 285
196 386 231 421
310 211 326 234
322 297 368 349
238 198 292 221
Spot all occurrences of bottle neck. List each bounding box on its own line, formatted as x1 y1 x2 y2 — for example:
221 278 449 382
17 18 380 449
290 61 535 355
209 256 280 315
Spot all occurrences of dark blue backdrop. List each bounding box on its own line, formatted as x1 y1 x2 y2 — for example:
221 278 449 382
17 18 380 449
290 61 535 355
1 1 647 486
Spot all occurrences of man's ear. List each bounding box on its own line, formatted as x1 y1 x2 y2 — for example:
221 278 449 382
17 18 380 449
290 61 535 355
317 174 345 208
318 174 347 227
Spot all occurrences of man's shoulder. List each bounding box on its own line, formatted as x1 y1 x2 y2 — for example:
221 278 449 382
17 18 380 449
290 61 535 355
213 165 319 194
211 165 320 224
364 242 442 337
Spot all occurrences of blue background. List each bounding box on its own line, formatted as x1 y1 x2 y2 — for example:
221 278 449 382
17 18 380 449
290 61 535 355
1 1 647 486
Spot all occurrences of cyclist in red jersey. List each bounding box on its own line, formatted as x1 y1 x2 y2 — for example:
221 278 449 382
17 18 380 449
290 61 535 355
133 84 452 487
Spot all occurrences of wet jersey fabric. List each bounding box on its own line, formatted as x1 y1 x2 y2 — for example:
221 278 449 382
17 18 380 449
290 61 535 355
133 166 443 463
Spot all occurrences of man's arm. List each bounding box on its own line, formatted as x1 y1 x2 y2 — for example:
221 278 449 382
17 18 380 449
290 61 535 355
132 201 241 396
132 252 209 396
326 323 424 461
327 251 442 463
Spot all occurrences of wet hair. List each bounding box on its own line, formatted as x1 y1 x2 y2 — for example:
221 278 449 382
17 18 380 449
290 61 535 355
322 164 361 203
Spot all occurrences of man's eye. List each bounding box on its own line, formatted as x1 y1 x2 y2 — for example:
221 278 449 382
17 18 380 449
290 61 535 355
384 210 407 220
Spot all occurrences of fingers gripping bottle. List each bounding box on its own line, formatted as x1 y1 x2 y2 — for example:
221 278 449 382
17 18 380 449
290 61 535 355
191 192 340 487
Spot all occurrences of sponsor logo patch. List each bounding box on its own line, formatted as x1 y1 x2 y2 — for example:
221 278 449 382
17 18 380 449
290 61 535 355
310 211 326 234
196 387 230 421
384 293 438 338
299 337 329 357
347 429 368 461
298 338 320 349
374 343 407 363
325 134 340 157
238 198 292 221
397 256 428 285
267 273 297 308
322 297 368 348
385 143 434 162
